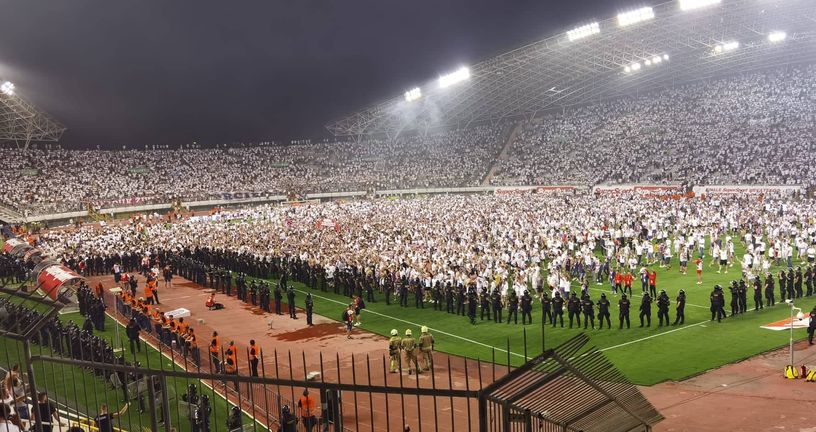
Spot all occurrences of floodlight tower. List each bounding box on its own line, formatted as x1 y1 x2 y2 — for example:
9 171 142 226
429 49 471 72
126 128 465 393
0 80 66 150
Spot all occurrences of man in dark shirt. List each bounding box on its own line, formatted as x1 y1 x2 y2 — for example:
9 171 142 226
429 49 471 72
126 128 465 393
36 392 58 432
94 403 129 432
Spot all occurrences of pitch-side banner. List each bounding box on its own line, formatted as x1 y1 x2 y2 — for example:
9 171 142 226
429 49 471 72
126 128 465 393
592 184 683 196
494 186 578 195
693 185 803 195
37 265 82 303
760 316 812 331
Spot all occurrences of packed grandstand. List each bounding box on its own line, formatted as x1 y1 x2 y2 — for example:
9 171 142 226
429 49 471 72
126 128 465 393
1 63 815 217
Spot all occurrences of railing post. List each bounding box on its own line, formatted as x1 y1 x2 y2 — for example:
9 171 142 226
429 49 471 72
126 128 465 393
23 340 43 432
478 394 488 432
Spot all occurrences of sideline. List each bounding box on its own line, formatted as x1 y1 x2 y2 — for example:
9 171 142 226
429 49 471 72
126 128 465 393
600 320 708 352
292 287 529 359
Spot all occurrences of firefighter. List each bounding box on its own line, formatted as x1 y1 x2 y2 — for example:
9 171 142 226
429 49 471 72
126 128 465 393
401 329 420 375
418 326 435 372
388 329 402 373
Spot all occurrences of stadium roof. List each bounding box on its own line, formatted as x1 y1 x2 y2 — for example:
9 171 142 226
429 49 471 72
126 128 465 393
0 84 66 148
326 0 816 137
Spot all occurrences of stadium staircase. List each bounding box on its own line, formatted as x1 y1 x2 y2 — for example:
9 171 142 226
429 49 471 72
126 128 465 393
481 121 523 186
0 203 23 224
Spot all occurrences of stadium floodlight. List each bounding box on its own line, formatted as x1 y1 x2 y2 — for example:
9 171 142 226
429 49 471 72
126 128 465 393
663 54 669 60
566 22 600 42
652 56 662 64
714 41 738 53
404 87 422 102
679 0 721 11
644 59 652 66
631 62 642 71
617 7 655 27
624 66 631 73
438 67 470 89
768 31 787 43
0 81 14 95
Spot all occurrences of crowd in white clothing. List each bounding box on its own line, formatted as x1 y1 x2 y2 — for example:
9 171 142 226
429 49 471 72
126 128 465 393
34 192 816 299
1 64 814 217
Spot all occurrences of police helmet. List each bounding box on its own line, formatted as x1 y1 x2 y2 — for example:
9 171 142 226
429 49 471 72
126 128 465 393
390 329 398 336
405 329 412 336
660 289 666 294
679 289 685 294
622 293 627 298
282 405 290 415
601 293 606 298
714 284 722 290
421 326 429 333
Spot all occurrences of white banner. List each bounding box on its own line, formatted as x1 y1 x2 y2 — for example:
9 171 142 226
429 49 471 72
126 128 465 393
693 185 803 196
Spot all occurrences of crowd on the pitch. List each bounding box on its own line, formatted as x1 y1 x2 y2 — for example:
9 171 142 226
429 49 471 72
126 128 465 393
2 64 815 216
31 191 816 332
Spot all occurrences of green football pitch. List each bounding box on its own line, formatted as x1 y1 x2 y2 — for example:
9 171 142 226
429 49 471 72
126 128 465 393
269 237 815 386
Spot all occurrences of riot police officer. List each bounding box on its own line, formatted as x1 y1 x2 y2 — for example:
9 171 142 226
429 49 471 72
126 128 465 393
618 293 631 329
552 292 564 327
673 289 686 325
567 293 581 328
520 290 533 325
597 293 611 329
639 292 652 327
581 294 595 329
506 290 519 324
491 289 503 323
656 290 670 327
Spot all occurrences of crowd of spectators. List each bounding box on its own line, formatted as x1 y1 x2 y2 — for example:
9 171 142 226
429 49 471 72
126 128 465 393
492 64 816 186
0 125 507 215
0 64 814 216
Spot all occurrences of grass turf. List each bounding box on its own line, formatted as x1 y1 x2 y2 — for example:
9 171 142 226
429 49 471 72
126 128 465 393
250 236 815 386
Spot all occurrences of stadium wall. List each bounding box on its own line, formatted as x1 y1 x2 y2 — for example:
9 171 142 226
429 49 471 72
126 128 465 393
10 184 804 225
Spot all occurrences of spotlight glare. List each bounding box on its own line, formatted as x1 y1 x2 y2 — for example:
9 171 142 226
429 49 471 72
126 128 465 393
631 62 641 71
0 81 15 95
768 31 787 43
617 7 655 27
624 66 631 73
652 56 662 63
567 22 600 42
679 0 721 11
663 54 669 60
645 59 652 66
438 67 470 89
404 87 422 102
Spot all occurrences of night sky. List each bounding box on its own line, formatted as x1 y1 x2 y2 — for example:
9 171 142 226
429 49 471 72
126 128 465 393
0 0 626 149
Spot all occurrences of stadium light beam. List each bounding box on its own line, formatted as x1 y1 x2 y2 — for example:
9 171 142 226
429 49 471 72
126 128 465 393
617 7 655 27
624 53 668 73
566 22 600 42
1 81 14 96
768 31 787 43
438 67 470 89
404 87 422 102
679 0 721 11
715 41 739 54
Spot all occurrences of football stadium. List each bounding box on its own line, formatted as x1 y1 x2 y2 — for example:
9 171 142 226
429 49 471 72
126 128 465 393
1 0 816 431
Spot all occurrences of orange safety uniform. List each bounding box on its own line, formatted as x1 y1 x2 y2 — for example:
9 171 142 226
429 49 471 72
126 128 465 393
298 394 317 418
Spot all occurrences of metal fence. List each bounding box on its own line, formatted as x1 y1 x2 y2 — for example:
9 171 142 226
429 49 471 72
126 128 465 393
1 282 662 432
